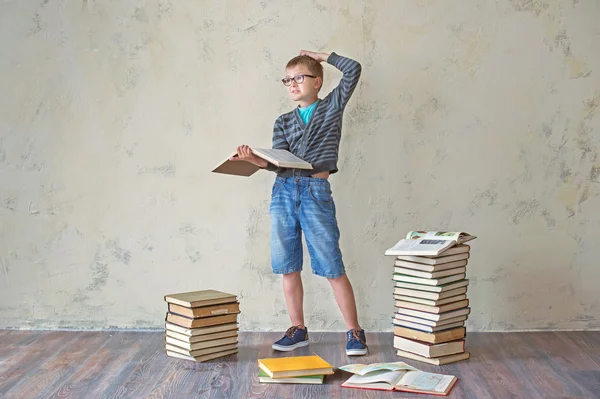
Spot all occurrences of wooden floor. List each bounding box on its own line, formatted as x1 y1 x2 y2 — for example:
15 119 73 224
0 330 599 398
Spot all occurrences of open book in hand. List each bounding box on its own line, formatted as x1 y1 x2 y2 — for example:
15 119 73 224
339 362 457 395
212 147 313 177
385 231 477 257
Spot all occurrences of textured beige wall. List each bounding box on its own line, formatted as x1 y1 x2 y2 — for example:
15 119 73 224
1 0 599 331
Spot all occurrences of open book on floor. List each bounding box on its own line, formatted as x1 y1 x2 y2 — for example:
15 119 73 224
339 362 457 395
385 231 476 256
212 147 313 176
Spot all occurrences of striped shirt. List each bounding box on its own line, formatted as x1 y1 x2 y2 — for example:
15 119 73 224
265 52 362 176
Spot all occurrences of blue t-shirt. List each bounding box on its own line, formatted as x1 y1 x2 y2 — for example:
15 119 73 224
297 100 319 125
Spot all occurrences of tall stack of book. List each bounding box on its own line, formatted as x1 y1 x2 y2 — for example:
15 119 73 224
385 231 476 365
163 289 240 362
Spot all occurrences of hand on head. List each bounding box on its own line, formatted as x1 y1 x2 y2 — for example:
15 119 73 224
299 50 327 63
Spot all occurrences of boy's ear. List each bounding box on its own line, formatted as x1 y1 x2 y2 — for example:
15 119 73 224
315 77 323 90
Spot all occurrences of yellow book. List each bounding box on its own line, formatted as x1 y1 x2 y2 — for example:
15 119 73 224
257 355 334 379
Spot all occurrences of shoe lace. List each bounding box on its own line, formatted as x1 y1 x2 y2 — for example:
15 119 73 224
285 326 299 338
348 329 366 345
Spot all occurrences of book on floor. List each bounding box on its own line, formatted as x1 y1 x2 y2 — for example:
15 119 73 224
385 231 476 256
394 336 465 358
394 266 467 280
166 312 238 329
394 294 467 307
396 249 470 265
393 326 466 344
165 322 238 336
212 147 313 177
165 335 238 351
339 362 457 395
417 243 470 257
166 348 239 362
165 342 238 357
396 349 471 365
166 329 238 343
164 289 237 308
395 306 471 322
257 369 325 384
393 273 466 286
168 302 241 318
393 319 465 333
257 355 334 379
395 279 469 293
395 299 469 314
394 258 468 273
393 286 468 301
394 313 468 328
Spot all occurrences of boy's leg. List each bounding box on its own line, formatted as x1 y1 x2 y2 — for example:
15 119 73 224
282 271 304 327
328 274 360 330
300 178 367 355
270 177 309 351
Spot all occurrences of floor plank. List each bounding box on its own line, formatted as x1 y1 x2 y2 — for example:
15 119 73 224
0 330 599 398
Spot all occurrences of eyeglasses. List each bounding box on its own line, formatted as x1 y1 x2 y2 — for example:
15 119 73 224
281 74 317 86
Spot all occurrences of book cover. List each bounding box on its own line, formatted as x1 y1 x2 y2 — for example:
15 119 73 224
396 349 471 365
168 302 241 318
164 290 237 308
393 336 466 358
165 329 238 343
393 319 465 333
393 313 469 328
212 147 312 177
393 273 466 287
396 251 470 266
166 312 238 329
165 348 238 363
394 279 469 293
165 322 238 336
394 258 468 274
393 326 466 344
393 294 467 307
395 299 470 315
257 355 334 379
393 266 467 280
393 286 468 301
257 369 324 384
395 307 471 322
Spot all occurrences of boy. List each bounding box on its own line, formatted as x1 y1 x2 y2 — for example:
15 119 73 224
231 50 366 356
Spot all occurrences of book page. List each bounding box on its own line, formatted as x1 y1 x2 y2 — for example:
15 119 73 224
385 238 455 256
398 371 456 393
405 231 476 243
344 370 407 386
339 362 417 376
251 148 312 168
406 231 456 240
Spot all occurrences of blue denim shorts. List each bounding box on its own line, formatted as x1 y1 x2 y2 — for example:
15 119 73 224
269 176 345 278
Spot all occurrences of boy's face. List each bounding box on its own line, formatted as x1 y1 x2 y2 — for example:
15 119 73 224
284 66 321 103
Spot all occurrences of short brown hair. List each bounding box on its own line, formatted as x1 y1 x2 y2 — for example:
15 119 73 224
286 55 323 79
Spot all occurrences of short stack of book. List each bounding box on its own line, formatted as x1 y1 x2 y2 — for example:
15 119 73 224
257 355 334 385
163 289 240 362
385 231 476 365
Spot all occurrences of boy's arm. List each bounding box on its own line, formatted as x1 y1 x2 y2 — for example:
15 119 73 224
262 116 288 173
326 52 362 109
299 50 361 109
